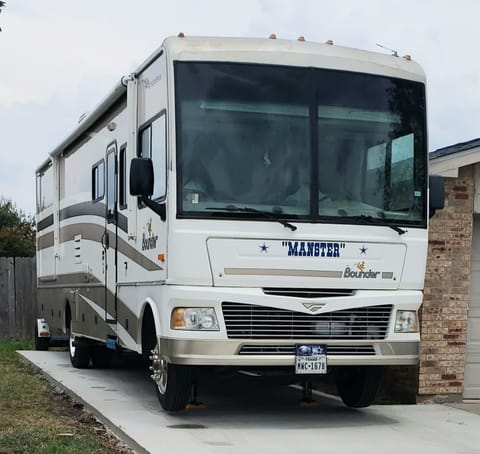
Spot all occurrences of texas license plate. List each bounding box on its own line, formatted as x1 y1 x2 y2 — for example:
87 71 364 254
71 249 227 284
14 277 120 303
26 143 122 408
295 344 327 374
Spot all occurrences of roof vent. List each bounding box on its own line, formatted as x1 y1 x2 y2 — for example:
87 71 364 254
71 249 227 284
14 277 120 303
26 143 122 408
325 39 334 45
178 32 185 38
268 34 277 39
297 36 305 42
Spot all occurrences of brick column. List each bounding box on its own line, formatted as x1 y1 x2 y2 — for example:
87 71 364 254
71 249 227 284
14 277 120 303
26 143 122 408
419 165 474 400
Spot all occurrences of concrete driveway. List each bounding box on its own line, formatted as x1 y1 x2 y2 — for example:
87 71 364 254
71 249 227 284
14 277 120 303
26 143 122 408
19 351 479 454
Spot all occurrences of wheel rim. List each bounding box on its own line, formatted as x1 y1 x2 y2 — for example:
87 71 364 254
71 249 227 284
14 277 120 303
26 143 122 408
69 329 76 358
150 344 168 394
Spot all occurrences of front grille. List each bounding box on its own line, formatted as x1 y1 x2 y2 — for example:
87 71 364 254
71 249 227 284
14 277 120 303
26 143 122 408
262 288 355 298
222 302 392 340
239 344 376 356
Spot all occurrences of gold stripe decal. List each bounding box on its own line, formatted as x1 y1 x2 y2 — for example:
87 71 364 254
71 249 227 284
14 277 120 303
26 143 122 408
37 232 54 251
224 268 343 278
60 223 162 272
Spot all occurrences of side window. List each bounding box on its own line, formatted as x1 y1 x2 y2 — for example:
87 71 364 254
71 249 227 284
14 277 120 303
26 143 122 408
91 160 105 202
36 165 54 213
119 144 127 210
139 113 167 201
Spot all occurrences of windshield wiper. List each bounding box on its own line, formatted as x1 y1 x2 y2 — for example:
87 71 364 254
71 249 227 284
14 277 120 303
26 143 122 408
208 205 297 231
346 215 406 235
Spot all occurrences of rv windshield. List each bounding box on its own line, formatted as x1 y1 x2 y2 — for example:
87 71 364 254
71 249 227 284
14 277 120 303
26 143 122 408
175 62 426 227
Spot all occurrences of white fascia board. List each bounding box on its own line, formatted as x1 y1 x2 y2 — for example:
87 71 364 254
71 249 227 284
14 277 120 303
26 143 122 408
430 146 480 177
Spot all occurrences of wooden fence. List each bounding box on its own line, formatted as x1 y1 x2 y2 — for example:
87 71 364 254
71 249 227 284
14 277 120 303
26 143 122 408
0 257 36 341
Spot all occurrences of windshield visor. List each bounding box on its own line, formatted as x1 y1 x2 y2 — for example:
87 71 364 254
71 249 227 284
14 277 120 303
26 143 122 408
175 62 426 226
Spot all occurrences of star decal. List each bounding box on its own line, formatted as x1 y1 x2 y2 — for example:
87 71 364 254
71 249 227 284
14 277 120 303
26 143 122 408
259 243 269 253
359 245 368 255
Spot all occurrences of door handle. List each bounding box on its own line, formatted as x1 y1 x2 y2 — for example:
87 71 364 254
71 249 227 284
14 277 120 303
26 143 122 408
101 231 110 250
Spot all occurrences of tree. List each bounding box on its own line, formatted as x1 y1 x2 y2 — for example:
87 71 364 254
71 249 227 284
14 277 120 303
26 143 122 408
0 198 36 257
0 1 5 32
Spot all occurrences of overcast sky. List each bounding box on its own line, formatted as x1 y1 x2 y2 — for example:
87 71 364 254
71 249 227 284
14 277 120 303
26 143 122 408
1 0 479 215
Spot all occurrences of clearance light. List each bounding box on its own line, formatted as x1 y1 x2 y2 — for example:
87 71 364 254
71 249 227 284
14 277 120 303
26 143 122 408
171 308 219 331
157 253 165 262
395 310 419 333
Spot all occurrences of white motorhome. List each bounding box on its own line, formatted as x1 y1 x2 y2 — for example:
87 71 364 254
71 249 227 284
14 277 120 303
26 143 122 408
36 35 444 411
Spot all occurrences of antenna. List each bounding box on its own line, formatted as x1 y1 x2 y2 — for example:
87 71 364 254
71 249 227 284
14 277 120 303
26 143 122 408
376 43 398 57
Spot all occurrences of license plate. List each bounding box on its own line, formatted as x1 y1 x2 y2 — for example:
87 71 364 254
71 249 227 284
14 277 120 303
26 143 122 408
295 344 327 375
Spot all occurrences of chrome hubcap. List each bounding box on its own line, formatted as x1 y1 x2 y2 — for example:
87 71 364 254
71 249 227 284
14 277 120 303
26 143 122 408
150 344 167 394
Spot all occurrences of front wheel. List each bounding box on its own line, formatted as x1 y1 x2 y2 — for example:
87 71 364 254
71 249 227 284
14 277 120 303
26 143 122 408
68 321 90 369
335 366 383 408
150 343 192 412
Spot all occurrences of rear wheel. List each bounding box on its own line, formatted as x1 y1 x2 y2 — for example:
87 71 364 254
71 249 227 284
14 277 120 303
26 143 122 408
91 347 113 368
34 324 50 351
335 366 383 408
150 343 192 412
68 320 90 369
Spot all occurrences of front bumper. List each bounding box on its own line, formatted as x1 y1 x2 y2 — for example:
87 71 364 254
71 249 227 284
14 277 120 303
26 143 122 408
159 337 419 366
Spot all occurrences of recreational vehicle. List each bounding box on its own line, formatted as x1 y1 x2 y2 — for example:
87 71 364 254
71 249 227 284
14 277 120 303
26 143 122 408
35 35 444 411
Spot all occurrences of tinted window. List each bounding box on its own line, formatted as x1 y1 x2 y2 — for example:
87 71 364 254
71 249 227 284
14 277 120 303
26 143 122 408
92 161 105 202
139 114 167 201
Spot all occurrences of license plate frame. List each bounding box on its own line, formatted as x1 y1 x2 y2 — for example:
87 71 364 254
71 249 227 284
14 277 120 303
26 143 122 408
295 344 327 375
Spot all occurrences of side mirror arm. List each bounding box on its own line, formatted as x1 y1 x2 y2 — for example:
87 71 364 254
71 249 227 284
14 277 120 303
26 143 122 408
141 196 166 222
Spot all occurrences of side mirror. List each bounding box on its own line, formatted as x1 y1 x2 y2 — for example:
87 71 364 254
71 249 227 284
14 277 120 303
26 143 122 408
130 158 153 197
429 174 445 217
129 157 166 222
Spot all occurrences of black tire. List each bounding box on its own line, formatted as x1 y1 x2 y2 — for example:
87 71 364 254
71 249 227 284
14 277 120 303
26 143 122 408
34 324 50 351
335 366 383 408
68 320 90 369
91 347 113 368
151 344 192 412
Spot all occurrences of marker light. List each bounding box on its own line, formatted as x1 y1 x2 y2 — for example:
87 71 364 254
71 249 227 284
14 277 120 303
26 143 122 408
395 310 419 333
171 308 219 331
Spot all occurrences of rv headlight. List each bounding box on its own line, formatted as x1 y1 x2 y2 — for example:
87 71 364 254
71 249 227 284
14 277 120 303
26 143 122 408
395 310 419 333
171 307 219 331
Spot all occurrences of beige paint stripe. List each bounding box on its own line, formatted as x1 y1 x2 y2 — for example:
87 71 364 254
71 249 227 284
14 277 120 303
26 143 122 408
59 223 162 272
224 268 343 278
37 231 54 251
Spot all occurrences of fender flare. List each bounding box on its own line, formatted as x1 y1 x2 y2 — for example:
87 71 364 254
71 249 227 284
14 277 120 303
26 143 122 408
139 297 162 348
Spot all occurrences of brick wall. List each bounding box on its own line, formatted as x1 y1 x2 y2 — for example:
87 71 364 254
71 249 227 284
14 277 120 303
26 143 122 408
419 165 474 399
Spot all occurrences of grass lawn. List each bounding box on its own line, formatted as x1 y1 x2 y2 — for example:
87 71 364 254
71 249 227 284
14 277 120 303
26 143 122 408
0 341 131 454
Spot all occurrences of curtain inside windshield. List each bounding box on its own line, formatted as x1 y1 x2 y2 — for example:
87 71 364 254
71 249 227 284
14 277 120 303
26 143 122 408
175 62 426 226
